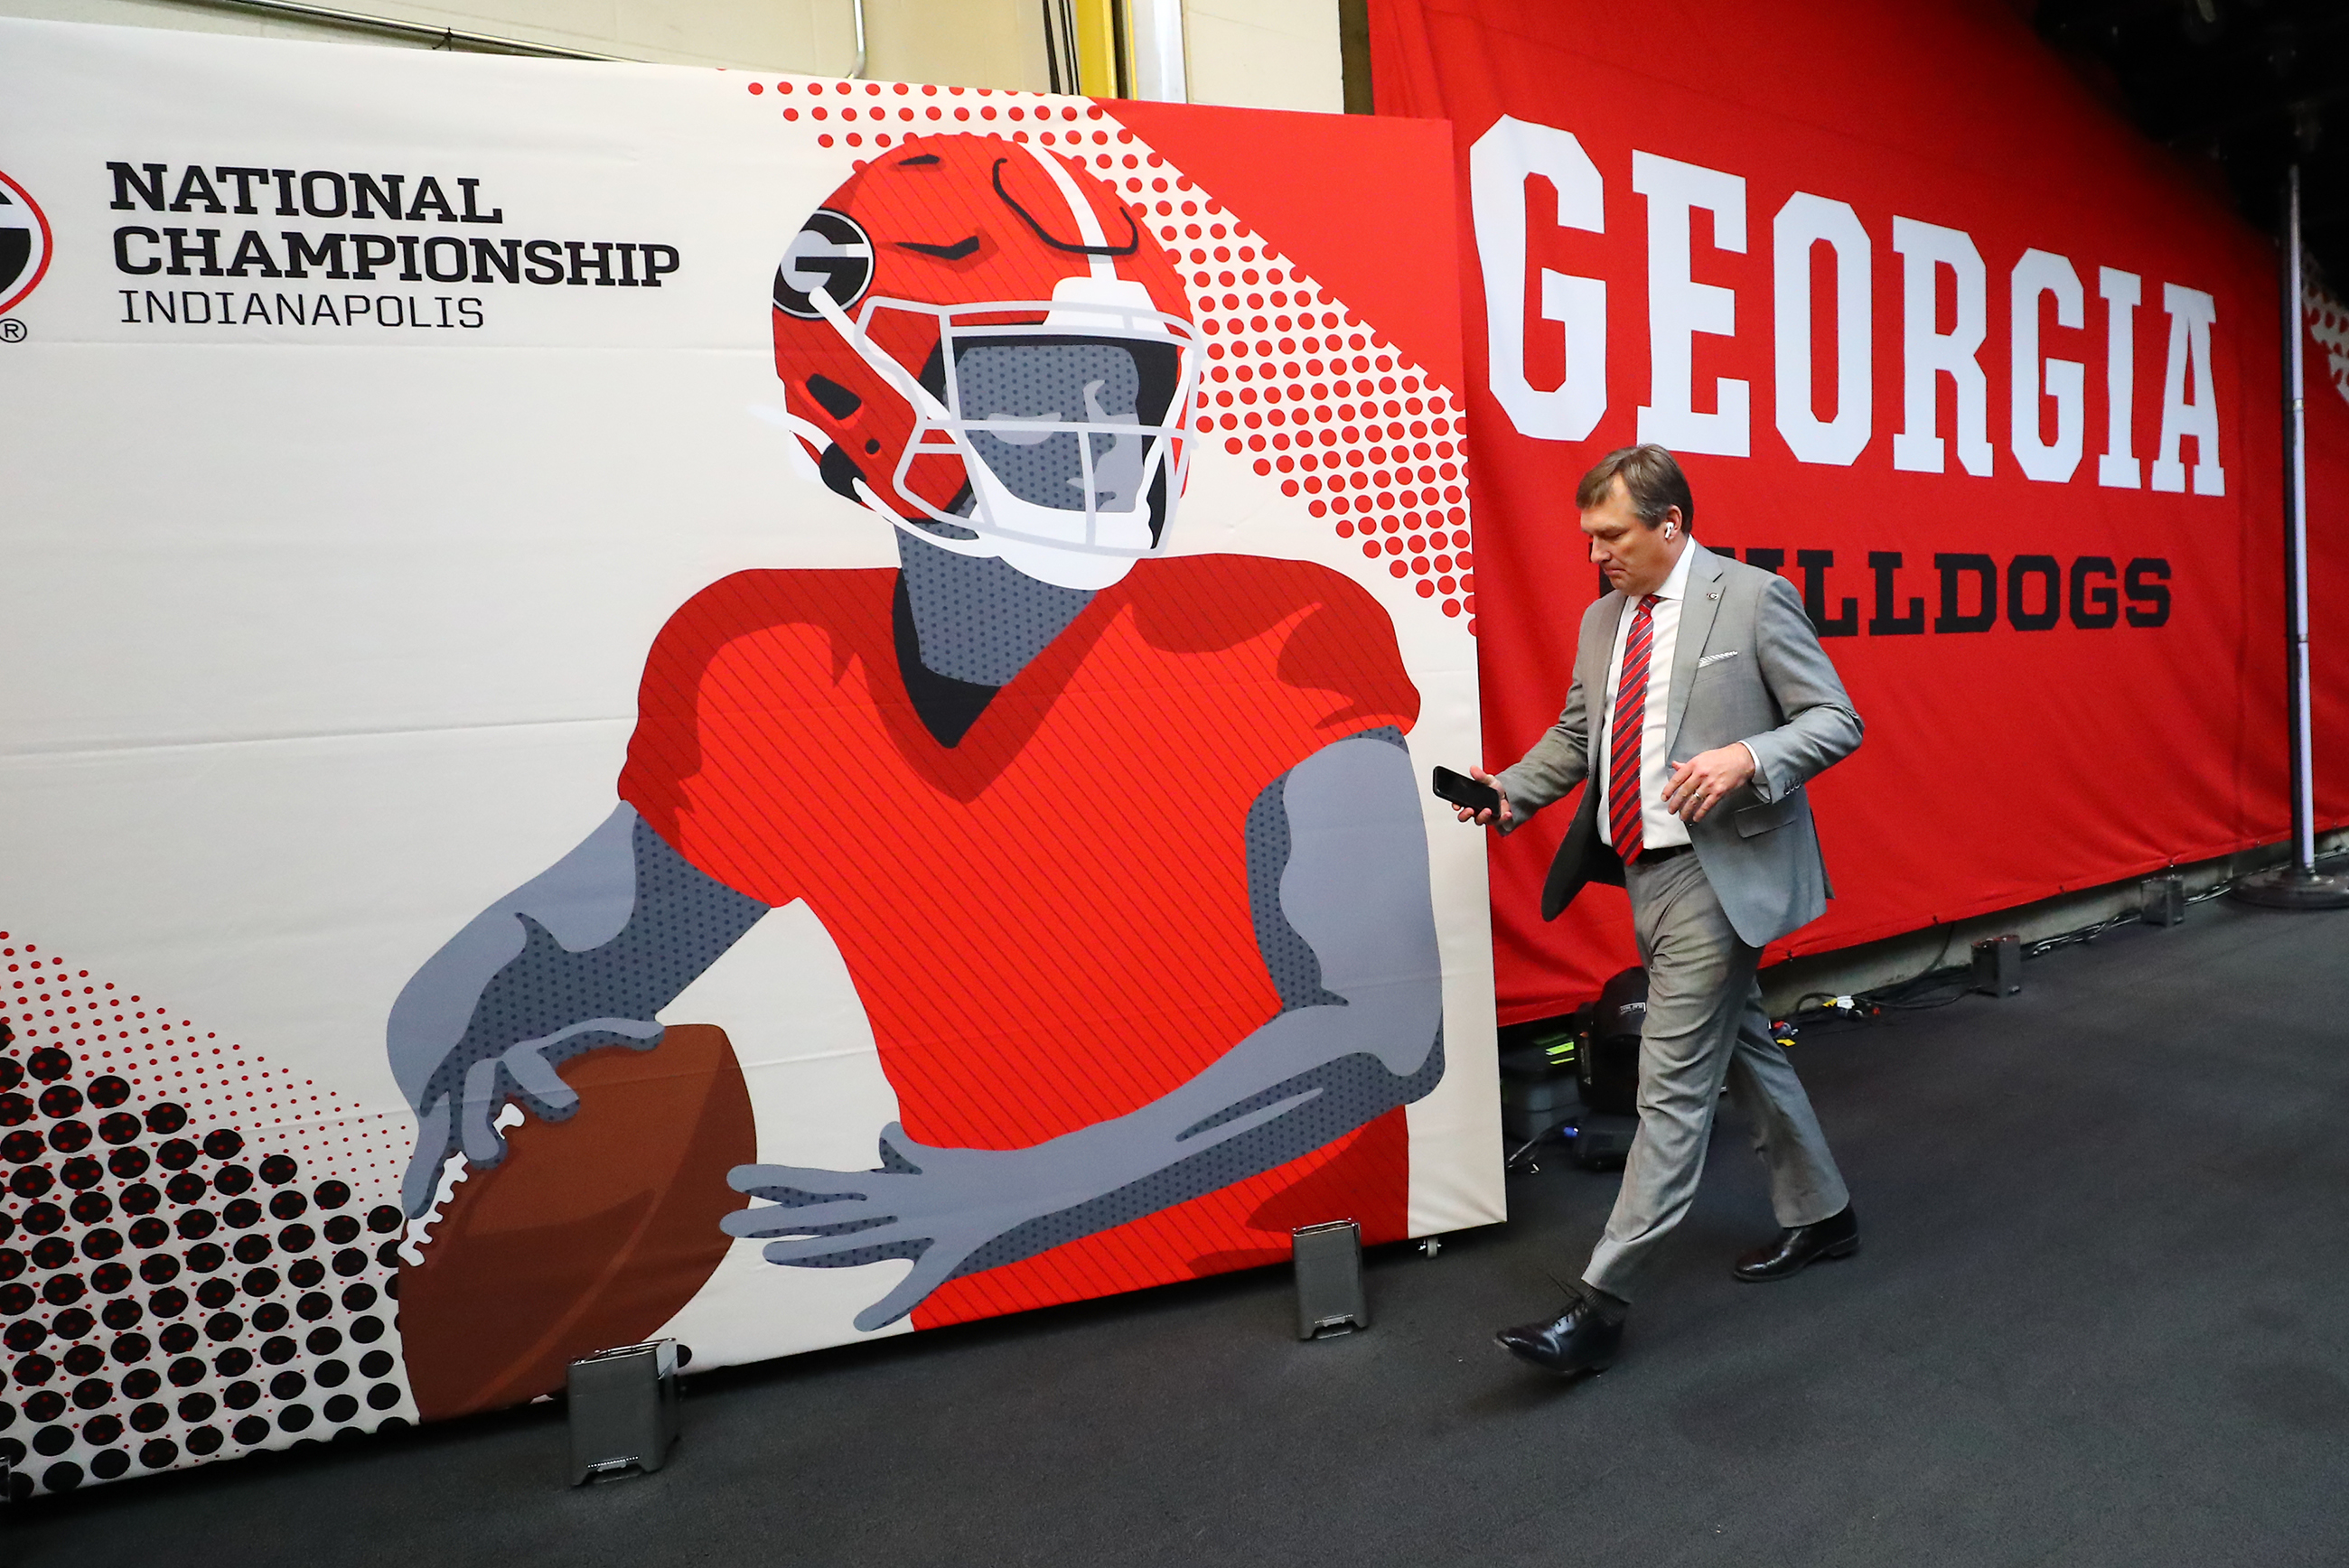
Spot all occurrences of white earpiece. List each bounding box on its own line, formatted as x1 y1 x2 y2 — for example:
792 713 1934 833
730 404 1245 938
1663 524 1678 541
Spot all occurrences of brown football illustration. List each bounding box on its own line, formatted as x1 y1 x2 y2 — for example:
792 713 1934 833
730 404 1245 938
398 1024 754 1421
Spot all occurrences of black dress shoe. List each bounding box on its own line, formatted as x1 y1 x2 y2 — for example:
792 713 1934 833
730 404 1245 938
1494 1291 1624 1376
1732 1205 1858 1282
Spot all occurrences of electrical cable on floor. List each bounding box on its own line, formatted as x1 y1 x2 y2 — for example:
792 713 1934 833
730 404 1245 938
1766 838 2349 1042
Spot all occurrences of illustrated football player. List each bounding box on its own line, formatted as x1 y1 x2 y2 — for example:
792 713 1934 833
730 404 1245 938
387 134 1445 1333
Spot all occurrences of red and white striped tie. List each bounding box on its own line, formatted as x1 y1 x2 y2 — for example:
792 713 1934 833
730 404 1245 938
1607 593 1663 861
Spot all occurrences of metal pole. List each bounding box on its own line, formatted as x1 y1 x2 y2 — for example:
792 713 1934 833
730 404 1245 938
848 0 868 79
2292 165 2311 877
2233 163 2349 909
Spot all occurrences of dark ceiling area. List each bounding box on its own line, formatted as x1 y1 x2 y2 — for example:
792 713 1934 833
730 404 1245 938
2036 0 2349 294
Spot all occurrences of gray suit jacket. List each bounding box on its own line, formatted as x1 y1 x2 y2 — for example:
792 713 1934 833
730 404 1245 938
1494 543 1863 948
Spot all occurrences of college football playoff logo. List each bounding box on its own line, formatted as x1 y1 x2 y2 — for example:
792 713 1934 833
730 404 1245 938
0 169 52 318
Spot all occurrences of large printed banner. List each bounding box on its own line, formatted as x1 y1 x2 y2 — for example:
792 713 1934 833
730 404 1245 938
1373 0 2349 1022
0 20 1502 1495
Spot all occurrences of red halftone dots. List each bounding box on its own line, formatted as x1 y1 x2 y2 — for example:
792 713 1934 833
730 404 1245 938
744 79 1475 630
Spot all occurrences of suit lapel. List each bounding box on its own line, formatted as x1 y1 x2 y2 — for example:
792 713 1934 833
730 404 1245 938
1586 591 1627 715
1665 544 1726 757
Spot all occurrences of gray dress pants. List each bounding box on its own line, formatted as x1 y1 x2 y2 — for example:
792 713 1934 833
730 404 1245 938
1581 848 1849 1301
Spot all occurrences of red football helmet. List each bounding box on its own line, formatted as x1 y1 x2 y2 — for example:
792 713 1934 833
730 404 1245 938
772 134 1200 590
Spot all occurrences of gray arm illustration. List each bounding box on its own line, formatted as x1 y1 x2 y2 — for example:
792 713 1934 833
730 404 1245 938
388 805 769 1215
1741 574 1864 802
722 726 1446 1330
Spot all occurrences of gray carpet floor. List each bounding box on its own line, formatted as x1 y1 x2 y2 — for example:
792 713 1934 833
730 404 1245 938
11 897 2348 1568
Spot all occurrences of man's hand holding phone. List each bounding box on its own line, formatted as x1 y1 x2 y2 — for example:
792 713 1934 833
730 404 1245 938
1432 765 1512 829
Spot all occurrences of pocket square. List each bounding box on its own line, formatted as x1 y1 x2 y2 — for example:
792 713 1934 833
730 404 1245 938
1698 649 1741 667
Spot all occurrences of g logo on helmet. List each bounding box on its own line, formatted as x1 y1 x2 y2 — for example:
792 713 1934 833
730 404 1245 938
0 170 52 318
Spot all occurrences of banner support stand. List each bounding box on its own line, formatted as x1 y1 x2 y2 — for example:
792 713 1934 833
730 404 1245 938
2237 163 2349 910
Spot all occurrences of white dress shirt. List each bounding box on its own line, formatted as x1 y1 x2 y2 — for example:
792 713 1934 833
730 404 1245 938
1596 543 1696 851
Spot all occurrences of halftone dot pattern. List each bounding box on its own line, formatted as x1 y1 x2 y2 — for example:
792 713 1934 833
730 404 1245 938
742 77 1475 630
2307 283 2349 407
0 932 417 1498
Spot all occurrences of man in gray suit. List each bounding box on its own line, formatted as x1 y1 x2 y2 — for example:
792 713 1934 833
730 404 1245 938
1455 443 1862 1377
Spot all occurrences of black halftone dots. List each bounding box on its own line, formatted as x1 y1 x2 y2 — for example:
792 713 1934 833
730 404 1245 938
38 1086 82 1118
138 1256 180 1286
958 341 1145 509
269 1190 307 1220
305 1327 342 1355
417 817 768 1134
10 1168 50 1199
365 1383 401 1410
88 1077 131 1110
314 1359 349 1387
71 1378 111 1410
184 1425 221 1455
144 1103 188 1134
62 1159 103 1193
278 1404 313 1433
110 1332 150 1365
23 1391 61 1422
130 1403 167 1433
260 1336 296 1366
259 1155 298 1186
27 1049 71 1082
286 1260 323 1289
213 1349 252 1379
98 1114 141 1145
270 1371 305 1400
312 1180 349 1209
123 1182 161 1214
221 1381 259 1411
332 1248 366 1277
166 1357 203 1387
201 1130 242 1161
109 1149 151 1180
341 1283 376 1311
203 1311 241 1341
102 1299 142 1330
2 1132 44 1162
81 1227 124 1260
4 1321 40 1351
222 1199 260 1229
213 1165 253 1197
30 1237 70 1269
232 1415 268 1445
296 1291 332 1321
186 1244 224 1275
47 1121 93 1153
359 1350 393 1378
365 1205 400 1235
948 1032 1447 1291
896 530 1096 686
276 1223 314 1251
372 1240 401 1269
323 1395 357 1423
231 1236 270 1265
0 1059 15 1090
177 1392 215 1420
240 1268 278 1298
156 1140 198 1171
42 1274 85 1307
2 1283 38 1315
32 1424 70 1455
174 1207 214 1238
348 1315 383 1342
83 1414 123 1446
18 1204 57 1235
1243 778 1343 1014
89 1449 129 1480
322 1215 360 1246
70 1190 112 1223
138 1438 177 1469
251 1302 288 1333
41 1461 81 1491
121 1370 160 1400
0 1095 23 1127
150 1287 188 1318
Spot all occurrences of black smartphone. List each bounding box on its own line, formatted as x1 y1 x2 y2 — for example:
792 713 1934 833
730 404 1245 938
1431 765 1502 816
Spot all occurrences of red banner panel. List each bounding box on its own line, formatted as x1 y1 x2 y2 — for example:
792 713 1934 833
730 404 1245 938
1375 0 2345 1022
